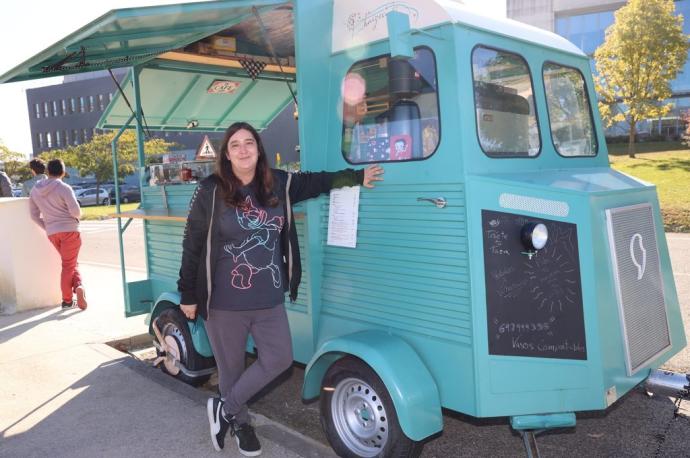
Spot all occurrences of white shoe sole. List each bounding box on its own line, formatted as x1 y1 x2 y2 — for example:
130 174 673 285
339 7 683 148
207 398 222 452
235 435 262 457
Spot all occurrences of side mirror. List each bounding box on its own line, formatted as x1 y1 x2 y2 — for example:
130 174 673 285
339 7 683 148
387 11 414 59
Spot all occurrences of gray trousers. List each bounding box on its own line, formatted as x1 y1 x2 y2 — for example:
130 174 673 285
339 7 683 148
205 304 293 425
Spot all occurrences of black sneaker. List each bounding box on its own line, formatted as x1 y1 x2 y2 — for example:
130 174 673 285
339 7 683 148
207 397 231 451
61 301 74 309
231 421 262 456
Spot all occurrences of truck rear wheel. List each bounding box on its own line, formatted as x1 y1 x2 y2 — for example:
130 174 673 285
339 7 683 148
154 307 214 386
320 356 423 458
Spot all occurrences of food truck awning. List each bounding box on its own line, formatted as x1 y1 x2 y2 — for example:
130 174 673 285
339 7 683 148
97 66 294 131
0 0 289 84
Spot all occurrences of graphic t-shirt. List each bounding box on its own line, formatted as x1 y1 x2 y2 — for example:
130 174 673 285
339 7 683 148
210 187 286 310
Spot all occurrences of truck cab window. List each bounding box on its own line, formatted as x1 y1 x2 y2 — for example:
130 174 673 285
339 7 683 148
341 47 440 164
472 46 540 157
543 62 597 157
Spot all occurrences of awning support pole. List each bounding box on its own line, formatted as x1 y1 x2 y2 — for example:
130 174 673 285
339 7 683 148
112 113 135 312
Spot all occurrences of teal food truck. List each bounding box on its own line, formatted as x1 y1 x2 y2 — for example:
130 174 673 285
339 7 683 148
3 0 688 456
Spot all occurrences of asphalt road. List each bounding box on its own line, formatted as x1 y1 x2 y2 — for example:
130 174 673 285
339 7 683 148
82 221 690 457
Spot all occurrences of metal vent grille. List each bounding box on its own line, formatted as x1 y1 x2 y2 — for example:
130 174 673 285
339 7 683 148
499 193 570 217
606 204 670 375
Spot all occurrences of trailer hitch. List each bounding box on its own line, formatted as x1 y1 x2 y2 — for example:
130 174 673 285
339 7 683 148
645 369 690 416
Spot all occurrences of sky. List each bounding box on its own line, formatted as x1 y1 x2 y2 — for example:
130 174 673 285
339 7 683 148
0 0 207 158
0 0 504 158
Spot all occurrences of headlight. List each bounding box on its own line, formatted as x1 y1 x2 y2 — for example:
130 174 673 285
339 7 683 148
521 222 548 251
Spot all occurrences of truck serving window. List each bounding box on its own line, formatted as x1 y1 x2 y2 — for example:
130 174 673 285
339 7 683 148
543 62 598 157
472 46 540 157
341 47 440 164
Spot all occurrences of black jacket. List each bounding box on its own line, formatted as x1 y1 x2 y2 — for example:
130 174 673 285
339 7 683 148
178 168 364 320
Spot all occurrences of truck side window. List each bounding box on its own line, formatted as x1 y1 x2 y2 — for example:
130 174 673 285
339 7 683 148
341 47 440 164
472 46 540 157
543 62 598 157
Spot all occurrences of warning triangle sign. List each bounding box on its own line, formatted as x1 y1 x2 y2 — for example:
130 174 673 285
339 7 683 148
195 135 217 160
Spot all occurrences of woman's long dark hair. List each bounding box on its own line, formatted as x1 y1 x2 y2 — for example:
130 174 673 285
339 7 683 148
216 122 278 208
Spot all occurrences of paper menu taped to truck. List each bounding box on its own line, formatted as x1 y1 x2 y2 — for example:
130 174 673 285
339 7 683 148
327 186 360 248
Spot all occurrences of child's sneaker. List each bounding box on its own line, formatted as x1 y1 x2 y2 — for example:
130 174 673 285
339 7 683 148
61 301 74 309
207 397 231 451
231 421 262 456
75 286 87 310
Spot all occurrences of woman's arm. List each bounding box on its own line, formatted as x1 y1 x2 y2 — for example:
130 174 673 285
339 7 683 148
177 183 210 309
289 165 384 203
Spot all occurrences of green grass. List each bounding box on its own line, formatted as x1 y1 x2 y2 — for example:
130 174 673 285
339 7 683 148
81 203 139 220
610 150 690 232
607 141 687 155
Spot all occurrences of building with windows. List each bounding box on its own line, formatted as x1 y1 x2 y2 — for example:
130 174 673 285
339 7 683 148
508 0 690 138
25 69 223 157
25 68 298 165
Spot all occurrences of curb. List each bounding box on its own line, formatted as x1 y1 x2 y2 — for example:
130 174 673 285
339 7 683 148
103 342 336 458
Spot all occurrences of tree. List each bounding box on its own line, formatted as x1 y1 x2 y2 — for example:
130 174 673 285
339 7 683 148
0 139 31 183
41 131 176 196
594 0 688 158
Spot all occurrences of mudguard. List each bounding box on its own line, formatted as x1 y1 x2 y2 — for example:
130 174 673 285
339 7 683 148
303 330 443 441
148 292 214 358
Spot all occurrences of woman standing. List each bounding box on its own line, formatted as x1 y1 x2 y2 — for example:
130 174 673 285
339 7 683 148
177 122 383 456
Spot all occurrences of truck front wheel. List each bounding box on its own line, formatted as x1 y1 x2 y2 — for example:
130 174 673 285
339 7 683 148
320 356 423 458
154 307 214 386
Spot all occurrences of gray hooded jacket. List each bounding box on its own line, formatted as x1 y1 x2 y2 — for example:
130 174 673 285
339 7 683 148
29 178 81 235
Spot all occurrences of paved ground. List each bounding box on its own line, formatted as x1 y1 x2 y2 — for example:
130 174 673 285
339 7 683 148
3 221 689 457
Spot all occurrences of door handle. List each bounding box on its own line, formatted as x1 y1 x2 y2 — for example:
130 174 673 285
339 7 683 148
417 197 447 209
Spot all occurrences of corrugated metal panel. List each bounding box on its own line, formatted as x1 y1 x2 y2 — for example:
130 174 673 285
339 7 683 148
606 203 670 375
320 183 471 344
146 219 185 280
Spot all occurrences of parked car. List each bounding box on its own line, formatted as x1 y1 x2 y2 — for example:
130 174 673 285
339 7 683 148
109 185 141 203
75 187 110 206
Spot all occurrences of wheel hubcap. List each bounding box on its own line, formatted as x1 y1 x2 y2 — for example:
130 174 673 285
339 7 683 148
161 323 186 375
331 377 389 457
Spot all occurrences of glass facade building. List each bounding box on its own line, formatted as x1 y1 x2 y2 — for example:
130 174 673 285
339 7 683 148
512 0 690 139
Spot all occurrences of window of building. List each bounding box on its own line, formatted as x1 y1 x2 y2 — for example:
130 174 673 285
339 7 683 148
46 132 53 148
79 96 85 113
56 131 62 147
472 46 540 157
109 92 114 102
70 98 76 114
52 100 58 117
82 129 89 142
61 99 67 115
543 62 597 157
72 129 79 145
63 130 69 146
88 95 95 112
341 47 440 164
38 133 44 149
44 102 49 118
98 94 105 111
35 103 41 119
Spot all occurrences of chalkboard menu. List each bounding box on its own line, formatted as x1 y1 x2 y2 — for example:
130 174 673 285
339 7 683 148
482 210 587 360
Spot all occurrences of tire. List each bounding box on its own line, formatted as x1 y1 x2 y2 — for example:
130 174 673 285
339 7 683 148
102 197 110 206
320 356 424 458
154 306 215 386
122 196 130 204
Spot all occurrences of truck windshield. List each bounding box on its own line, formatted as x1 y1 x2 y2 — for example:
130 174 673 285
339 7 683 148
543 62 597 157
472 46 540 158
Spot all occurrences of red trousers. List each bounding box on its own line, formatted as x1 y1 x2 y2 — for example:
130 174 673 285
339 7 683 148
48 231 82 303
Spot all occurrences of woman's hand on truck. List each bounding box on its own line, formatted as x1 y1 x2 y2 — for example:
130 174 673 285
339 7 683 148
180 303 197 320
363 165 384 188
